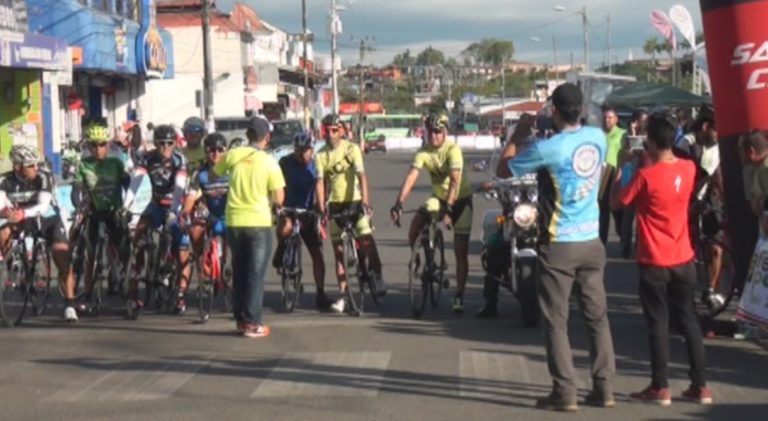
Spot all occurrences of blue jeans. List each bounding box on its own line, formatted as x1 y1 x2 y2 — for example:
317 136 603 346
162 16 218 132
227 227 272 325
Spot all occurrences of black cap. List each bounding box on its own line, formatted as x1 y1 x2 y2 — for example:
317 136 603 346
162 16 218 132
552 83 583 112
247 116 271 140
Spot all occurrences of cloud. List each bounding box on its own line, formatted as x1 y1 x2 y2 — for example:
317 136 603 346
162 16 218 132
218 0 703 66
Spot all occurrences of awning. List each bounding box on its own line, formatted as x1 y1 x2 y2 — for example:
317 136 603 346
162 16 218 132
278 67 327 89
0 31 69 71
605 83 711 108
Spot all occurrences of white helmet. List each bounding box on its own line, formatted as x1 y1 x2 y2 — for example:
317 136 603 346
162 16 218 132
10 145 39 166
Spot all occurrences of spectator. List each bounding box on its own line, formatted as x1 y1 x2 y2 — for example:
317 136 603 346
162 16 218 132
616 109 648 258
599 107 627 245
497 84 616 412
610 112 712 406
738 130 768 216
213 117 285 338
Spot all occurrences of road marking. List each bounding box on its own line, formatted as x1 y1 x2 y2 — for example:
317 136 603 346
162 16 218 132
46 358 210 402
252 352 391 398
459 351 536 400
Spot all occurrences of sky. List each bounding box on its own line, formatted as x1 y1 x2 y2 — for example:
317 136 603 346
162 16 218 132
217 0 704 67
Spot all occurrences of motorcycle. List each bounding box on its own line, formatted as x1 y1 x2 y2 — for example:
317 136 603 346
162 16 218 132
480 172 540 327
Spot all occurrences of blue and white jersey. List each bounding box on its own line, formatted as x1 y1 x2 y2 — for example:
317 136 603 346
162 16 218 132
508 126 606 243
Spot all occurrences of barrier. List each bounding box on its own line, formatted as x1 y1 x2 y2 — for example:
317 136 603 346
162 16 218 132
385 135 500 152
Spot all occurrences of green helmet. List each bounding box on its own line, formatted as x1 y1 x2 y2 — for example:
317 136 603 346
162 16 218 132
85 123 111 143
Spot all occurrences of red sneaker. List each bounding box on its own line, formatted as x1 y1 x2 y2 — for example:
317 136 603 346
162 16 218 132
681 385 713 404
630 386 672 406
241 324 271 339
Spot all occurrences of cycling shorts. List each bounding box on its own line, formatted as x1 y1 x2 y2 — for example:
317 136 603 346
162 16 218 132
420 196 473 235
4 215 69 245
278 213 321 248
328 202 372 242
141 201 190 250
86 211 126 249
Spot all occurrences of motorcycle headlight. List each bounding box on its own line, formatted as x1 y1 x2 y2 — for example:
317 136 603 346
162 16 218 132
507 190 521 204
513 204 537 229
526 187 538 203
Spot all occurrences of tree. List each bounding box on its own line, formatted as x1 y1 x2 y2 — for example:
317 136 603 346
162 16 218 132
392 49 416 67
643 36 661 81
462 39 515 65
415 46 445 66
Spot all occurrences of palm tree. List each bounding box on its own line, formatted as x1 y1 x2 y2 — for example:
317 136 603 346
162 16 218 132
643 37 661 82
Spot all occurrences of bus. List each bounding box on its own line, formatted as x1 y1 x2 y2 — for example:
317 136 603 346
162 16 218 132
362 114 422 152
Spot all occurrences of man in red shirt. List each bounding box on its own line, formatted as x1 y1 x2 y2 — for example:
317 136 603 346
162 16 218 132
610 112 712 406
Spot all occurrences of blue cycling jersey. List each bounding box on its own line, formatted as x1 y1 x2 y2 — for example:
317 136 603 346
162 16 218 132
280 154 317 209
508 126 606 243
189 163 228 219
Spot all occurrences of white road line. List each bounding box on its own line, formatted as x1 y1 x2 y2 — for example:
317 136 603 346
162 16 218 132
459 351 532 399
252 352 391 398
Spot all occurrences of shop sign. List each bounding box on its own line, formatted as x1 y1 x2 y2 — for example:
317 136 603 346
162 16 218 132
0 0 27 34
137 0 167 78
0 32 68 71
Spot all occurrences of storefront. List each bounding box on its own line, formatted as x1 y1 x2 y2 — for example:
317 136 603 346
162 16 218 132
0 0 69 171
27 0 174 172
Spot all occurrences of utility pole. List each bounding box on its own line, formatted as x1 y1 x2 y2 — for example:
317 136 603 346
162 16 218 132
302 0 310 130
581 6 589 72
553 35 559 81
202 0 214 129
329 0 342 114
500 63 506 129
356 37 372 146
607 13 612 74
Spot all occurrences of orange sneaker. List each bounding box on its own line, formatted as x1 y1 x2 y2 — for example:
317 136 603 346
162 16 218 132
630 385 672 406
681 385 713 405
242 323 271 338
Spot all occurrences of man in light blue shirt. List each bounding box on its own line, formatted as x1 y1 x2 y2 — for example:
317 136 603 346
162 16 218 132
497 83 616 412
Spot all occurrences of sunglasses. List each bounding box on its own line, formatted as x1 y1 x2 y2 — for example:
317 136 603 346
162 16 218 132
23 163 37 169
431 129 444 134
156 141 175 147
88 142 107 148
206 147 225 154
327 127 341 133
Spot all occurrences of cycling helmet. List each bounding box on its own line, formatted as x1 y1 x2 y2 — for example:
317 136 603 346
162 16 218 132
229 137 245 149
153 124 177 142
322 113 343 128
294 131 314 149
425 113 449 131
10 144 40 166
85 123 111 143
204 132 228 150
182 116 207 135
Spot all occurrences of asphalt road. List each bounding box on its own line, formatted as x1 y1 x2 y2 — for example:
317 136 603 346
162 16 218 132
1 152 767 421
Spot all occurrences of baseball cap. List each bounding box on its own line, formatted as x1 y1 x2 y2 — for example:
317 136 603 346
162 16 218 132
552 83 583 113
247 116 272 140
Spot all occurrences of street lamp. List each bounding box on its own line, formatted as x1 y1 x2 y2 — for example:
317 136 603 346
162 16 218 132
554 5 588 72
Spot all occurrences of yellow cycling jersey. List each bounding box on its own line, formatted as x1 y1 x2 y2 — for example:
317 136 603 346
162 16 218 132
213 146 285 227
412 140 472 201
315 139 365 204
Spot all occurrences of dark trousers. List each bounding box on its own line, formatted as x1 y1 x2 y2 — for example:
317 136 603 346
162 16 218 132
538 239 616 400
227 227 272 325
599 166 622 244
638 262 707 389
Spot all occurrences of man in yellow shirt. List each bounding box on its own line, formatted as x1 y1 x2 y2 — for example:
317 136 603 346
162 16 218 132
214 116 285 338
390 114 473 313
599 108 627 244
315 114 386 313
182 117 208 174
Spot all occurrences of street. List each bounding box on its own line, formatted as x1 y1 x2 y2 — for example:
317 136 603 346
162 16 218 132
1 152 767 421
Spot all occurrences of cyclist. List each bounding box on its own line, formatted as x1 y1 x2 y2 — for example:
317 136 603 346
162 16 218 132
315 113 387 313
390 113 472 313
124 125 190 316
181 132 229 286
72 123 131 307
0 145 78 322
273 131 331 310
182 116 208 173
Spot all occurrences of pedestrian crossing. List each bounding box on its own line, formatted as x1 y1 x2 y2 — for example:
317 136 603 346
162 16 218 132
6 350 767 405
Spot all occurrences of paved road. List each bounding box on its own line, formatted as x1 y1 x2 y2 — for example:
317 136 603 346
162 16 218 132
1 152 767 420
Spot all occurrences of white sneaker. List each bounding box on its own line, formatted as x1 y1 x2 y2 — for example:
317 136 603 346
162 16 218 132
331 297 346 314
64 306 78 323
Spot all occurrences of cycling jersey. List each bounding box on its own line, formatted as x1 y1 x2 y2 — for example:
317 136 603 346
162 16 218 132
279 154 317 209
183 146 206 174
73 157 127 212
134 150 188 209
188 162 228 219
315 139 364 204
0 169 55 219
411 140 472 201
213 146 285 227
508 126 606 243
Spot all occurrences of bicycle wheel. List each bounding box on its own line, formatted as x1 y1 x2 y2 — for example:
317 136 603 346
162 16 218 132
408 234 429 319
281 236 302 313
125 241 150 320
30 242 52 317
343 234 363 316
0 248 29 327
197 238 215 323
430 228 445 308
153 234 178 314
704 241 737 318
88 237 106 316
66 233 87 300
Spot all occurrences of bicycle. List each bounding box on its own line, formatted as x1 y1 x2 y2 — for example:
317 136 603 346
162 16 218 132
0 216 53 327
125 218 179 319
398 209 447 319
191 211 232 323
330 205 380 316
277 208 319 312
691 206 737 318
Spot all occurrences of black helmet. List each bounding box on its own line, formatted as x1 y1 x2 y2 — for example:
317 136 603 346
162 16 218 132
204 132 228 149
154 124 177 142
182 116 207 135
425 113 449 131
322 113 343 128
294 131 314 149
